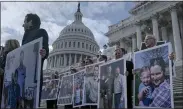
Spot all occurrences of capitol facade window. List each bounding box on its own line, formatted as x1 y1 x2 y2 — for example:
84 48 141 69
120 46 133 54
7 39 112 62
82 43 84 48
65 42 67 48
78 42 80 48
73 42 76 47
69 41 71 47
86 44 88 49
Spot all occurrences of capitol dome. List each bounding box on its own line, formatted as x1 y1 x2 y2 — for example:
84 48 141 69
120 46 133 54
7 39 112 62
46 3 99 70
60 20 95 40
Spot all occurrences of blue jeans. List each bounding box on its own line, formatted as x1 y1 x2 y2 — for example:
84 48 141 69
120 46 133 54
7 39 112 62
114 93 124 109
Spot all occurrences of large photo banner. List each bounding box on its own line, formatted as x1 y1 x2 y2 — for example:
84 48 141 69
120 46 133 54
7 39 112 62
73 69 85 108
83 61 104 106
1 38 42 108
99 58 127 109
133 43 174 108
57 73 73 106
40 72 59 107
41 79 59 100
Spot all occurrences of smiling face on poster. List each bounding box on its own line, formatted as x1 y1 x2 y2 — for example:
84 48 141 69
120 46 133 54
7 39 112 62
99 58 127 109
83 61 104 106
57 74 74 106
1 38 42 109
73 70 85 108
133 43 174 108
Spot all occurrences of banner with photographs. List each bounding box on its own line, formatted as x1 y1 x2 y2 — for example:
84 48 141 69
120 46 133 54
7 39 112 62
99 58 127 109
1 38 42 108
73 69 85 108
57 74 74 106
140 41 176 77
41 79 59 100
83 61 104 106
133 43 174 108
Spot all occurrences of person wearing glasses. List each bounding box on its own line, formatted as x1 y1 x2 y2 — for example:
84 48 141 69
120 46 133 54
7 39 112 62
142 35 175 77
143 35 174 60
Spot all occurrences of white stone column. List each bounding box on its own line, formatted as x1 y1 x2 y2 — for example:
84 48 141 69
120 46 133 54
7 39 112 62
57 55 59 67
53 56 54 67
51 57 53 68
136 22 142 50
69 54 72 66
170 7 183 62
55 55 57 68
59 56 61 66
74 54 77 64
56 55 58 67
152 15 160 41
46 59 48 69
120 39 125 48
50 57 52 68
80 54 83 61
58 55 60 67
179 18 183 45
161 27 168 41
62 55 64 66
132 35 137 51
50 58 52 68
60 55 62 67
57 55 60 67
64 54 67 66
49 58 51 68
53 56 55 67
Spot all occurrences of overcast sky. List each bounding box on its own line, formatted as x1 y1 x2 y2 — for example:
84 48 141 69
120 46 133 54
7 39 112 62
1 2 135 69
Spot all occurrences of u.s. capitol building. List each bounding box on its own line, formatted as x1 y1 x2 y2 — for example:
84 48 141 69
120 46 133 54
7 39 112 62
105 1 183 108
44 3 99 75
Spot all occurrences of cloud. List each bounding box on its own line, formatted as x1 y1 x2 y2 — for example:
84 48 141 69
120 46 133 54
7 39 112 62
82 18 110 48
1 2 133 69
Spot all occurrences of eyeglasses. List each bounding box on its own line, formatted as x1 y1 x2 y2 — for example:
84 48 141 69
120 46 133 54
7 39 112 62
144 38 154 41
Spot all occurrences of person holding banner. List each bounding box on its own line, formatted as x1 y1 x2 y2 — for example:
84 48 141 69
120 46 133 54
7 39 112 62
21 13 49 108
115 47 133 108
143 35 174 60
136 34 175 77
0 39 20 107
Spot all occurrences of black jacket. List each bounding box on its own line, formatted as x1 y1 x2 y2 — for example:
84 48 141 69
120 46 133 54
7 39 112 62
126 60 134 80
0 53 7 70
22 28 49 61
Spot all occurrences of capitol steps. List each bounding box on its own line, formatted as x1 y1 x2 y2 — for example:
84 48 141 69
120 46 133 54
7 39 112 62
174 94 183 101
173 65 183 108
